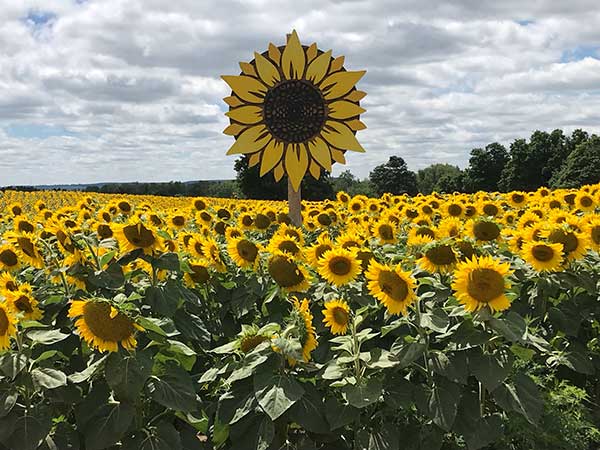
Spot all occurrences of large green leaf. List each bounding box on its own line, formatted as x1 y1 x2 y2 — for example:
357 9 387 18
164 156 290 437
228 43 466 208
122 422 183 450
428 376 461 431
26 329 70 345
228 414 274 450
464 414 504 450
493 373 543 425
31 367 67 390
84 402 135 450
2 414 52 450
253 371 304 420
68 355 108 384
0 386 17 418
174 309 211 347
429 351 467 384
105 352 153 402
468 350 512 391
325 397 359 430
148 363 198 412
0 353 28 380
342 377 383 409
289 384 329 434
488 312 526 343
389 340 426 368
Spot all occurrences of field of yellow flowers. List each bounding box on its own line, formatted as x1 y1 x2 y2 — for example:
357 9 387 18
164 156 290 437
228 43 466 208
0 185 599 450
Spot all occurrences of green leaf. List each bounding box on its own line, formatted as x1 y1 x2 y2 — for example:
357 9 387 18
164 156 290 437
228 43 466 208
26 329 70 345
389 340 426 368
428 376 461 431
342 377 383 409
421 308 449 333
366 422 399 450
227 352 271 384
288 384 329 434
509 344 535 361
84 402 135 450
488 312 526 342
146 286 177 317
68 355 108 384
174 309 211 347
469 350 513 391
105 352 153 402
2 414 52 450
383 375 413 410
123 422 183 450
217 383 256 424
0 387 17 418
137 316 168 340
464 414 504 450
253 371 304 420
563 346 595 374
325 397 359 430
31 367 67 390
451 320 492 346
148 363 198 412
228 415 274 450
493 373 543 425
152 252 181 272
429 351 467 384
0 353 28 380
88 263 125 289
199 367 219 384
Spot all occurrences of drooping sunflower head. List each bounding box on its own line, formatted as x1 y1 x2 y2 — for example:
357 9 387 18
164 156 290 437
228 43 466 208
6 286 42 322
289 297 317 362
5 231 44 268
222 30 367 191
322 299 350 335
267 251 310 293
317 247 361 287
113 217 158 255
183 260 211 287
227 237 260 270
365 260 416 316
418 243 458 274
0 244 20 271
451 255 512 313
68 300 143 353
520 241 563 272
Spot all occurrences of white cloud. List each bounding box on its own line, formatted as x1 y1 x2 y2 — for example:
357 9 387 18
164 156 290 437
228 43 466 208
0 0 600 185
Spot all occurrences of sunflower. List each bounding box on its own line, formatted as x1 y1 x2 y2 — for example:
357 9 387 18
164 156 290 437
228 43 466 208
13 215 35 234
574 191 596 212
5 231 44 268
373 220 397 244
202 237 227 272
289 297 317 362
322 299 350 335
168 212 187 230
0 303 17 350
407 225 436 246
452 255 512 313
438 217 463 239
365 260 416 315
267 252 310 292
6 286 42 321
318 247 361 286
113 218 159 255
183 260 211 287
584 216 600 251
68 300 143 352
520 241 563 272
544 226 588 262
268 234 303 258
0 272 19 294
306 235 334 268
466 219 501 242
418 243 458 274
7 203 23 216
222 30 367 190
508 191 528 208
239 325 272 354
227 237 260 270
0 244 20 271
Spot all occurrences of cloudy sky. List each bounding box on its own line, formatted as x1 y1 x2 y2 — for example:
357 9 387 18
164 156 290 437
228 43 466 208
1 0 600 186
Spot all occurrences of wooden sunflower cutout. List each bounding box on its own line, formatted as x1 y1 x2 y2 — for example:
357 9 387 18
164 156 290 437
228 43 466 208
222 30 367 191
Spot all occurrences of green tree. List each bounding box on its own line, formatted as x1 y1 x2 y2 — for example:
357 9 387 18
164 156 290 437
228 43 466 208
369 156 418 196
463 143 509 192
234 156 334 200
331 170 377 197
550 135 600 188
499 129 571 191
416 164 463 194
436 170 465 193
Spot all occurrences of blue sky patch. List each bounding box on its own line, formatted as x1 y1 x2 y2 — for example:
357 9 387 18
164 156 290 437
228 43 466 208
24 10 56 27
6 124 77 139
560 46 600 63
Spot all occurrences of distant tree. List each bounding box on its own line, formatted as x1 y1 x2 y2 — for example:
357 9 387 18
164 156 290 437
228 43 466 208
462 143 509 192
369 156 418 196
234 157 334 200
417 164 463 194
436 171 465 193
331 170 377 197
550 135 600 188
499 129 571 191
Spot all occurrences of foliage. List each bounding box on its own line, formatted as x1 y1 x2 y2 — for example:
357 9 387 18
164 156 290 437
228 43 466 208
462 143 509 193
369 156 418 196
331 170 377 197
417 164 463 194
551 135 600 188
0 181 599 450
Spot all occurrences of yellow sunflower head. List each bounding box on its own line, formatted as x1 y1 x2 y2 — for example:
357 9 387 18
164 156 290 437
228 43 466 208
451 255 512 313
227 237 260 270
289 297 317 362
418 243 458 274
322 299 350 335
365 260 416 316
0 303 17 350
520 241 563 272
267 251 310 293
113 217 159 255
317 247 362 287
222 30 367 191
68 300 142 353
0 244 20 271
6 285 42 322
5 231 44 268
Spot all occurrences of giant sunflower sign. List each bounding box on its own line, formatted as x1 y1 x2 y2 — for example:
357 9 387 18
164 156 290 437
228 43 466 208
222 30 367 222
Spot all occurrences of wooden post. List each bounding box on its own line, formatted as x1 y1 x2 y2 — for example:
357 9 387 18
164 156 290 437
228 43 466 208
287 178 302 227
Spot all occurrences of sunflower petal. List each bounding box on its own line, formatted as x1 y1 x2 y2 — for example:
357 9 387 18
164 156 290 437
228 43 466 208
223 96 244 107
307 137 332 171
223 123 247 136
345 90 367 102
226 125 271 155
328 100 366 119
260 140 284 176
346 119 367 131
306 50 332 85
330 55 345 72
248 152 260 167
273 161 285 181
306 43 318 62
239 62 257 77
254 52 280 86
226 105 263 124
222 75 267 103
309 160 321 179
322 121 365 152
320 71 366 100
281 30 306 79
268 43 281 65
285 144 309 191
331 149 346 164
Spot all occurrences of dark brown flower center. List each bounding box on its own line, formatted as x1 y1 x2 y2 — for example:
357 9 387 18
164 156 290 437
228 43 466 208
329 256 351 276
315 244 332 260
466 269 505 303
14 295 33 313
237 240 258 262
82 302 135 342
378 224 394 241
591 225 600 245
122 224 155 248
17 237 36 258
189 264 210 283
548 229 578 254
378 270 408 302
448 204 463 217
268 255 304 288
332 307 349 325
17 221 34 233
0 308 9 335
473 221 500 241
254 214 271 230
425 245 456 266
0 249 18 267
483 204 499 216
531 244 555 262
263 79 326 143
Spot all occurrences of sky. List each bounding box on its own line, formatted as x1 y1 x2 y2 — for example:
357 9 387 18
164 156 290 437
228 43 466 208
1 0 600 186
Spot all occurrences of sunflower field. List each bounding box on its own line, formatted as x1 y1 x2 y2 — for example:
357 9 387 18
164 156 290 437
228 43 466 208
0 185 599 450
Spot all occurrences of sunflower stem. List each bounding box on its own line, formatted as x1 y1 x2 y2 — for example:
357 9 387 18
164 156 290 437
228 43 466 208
351 316 361 383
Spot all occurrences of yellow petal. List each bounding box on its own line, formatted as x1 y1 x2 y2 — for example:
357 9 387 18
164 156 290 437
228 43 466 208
320 71 366 100
281 30 306 79
223 96 244 107
345 90 367 102
268 43 281 65
254 52 280 87
330 55 345 72
285 144 309 191
223 123 247 136
226 125 271 155
239 62 257 77
307 137 332 171
248 152 260 167
309 160 321 179
226 105 263 124
306 43 318 62
331 149 346 164
346 119 367 131
322 121 365 152
306 50 332 85
260 140 284 176
110 306 118 319
222 75 267 103
328 101 366 119
273 161 285 181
